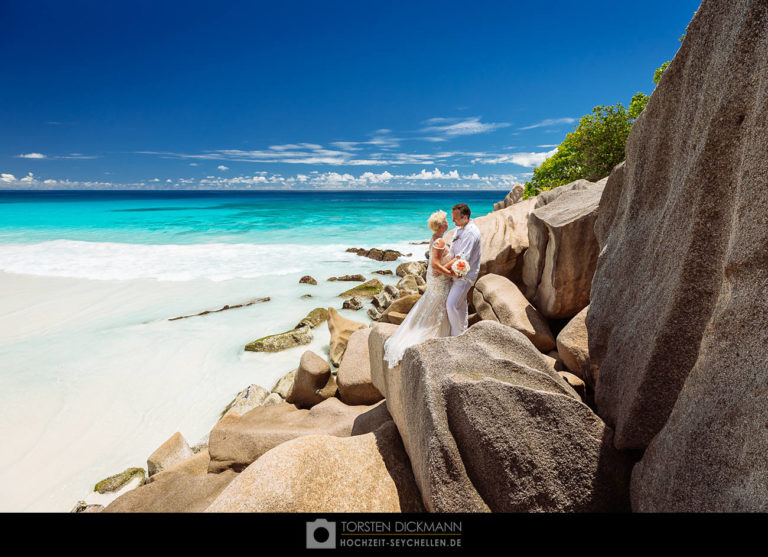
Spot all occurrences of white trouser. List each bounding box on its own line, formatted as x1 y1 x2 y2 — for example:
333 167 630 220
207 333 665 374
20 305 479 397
446 279 473 336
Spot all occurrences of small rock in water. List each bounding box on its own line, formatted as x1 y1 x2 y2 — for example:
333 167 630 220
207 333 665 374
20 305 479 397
338 278 384 299
373 269 393 275
367 307 382 321
245 324 313 352
372 291 393 312
71 501 104 513
343 297 363 311
299 275 317 285
296 307 329 329
301 294 313 299
346 247 406 261
93 467 147 494
328 274 366 282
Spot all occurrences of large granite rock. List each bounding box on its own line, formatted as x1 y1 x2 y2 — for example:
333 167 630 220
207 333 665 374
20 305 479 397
327 307 366 367
105 450 238 512
369 320 632 512
522 179 605 319
556 306 592 387
472 273 555 352
493 184 524 211
205 420 424 512
587 1 768 510
444 198 536 282
285 350 337 409
336 328 384 405
207 398 390 473
147 432 194 477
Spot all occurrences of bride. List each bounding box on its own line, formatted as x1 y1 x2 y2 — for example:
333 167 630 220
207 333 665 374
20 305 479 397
383 210 459 368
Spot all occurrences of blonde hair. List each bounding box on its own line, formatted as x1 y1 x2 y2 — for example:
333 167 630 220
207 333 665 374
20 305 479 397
427 210 447 232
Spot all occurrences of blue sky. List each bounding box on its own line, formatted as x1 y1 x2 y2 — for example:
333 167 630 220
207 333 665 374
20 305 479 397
0 0 701 190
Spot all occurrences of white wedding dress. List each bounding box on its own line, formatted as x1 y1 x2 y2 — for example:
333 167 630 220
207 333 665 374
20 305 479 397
383 238 453 368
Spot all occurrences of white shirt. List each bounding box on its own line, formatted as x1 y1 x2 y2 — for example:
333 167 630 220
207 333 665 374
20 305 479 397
449 219 482 283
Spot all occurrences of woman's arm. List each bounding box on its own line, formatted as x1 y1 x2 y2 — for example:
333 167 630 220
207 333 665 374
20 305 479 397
431 247 459 277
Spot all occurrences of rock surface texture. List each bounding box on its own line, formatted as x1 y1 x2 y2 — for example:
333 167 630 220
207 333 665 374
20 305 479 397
586 0 768 511
207 398 390 473
336 328 384 405
205 421 424 512
147 432 194 477
472 273 555 352
522 179 605 319
285 350 337 408
556 306 592 387
327 307 367 367
105 451 239 512
369 320 632 512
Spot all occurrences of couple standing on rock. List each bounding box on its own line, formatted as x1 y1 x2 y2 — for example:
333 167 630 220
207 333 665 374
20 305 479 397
384 203 482 368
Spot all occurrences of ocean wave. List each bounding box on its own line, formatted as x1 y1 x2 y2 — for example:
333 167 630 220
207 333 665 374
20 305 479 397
0 239 420 281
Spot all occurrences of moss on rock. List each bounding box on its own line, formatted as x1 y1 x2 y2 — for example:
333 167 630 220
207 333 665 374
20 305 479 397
244 324 313 352
94 467 146 494
339 279 384 299
296 307 329 329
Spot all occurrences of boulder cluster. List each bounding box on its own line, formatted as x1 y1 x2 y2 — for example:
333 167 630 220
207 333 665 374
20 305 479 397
84 1 767 512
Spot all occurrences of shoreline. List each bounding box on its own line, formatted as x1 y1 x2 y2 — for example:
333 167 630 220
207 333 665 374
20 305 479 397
0 243 418 512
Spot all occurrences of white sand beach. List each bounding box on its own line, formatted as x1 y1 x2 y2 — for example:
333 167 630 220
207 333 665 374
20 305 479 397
0 265 404 511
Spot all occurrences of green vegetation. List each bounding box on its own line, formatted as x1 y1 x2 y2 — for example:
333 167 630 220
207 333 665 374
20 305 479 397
521 11 698 199
653 61 671 84
522 65 664 199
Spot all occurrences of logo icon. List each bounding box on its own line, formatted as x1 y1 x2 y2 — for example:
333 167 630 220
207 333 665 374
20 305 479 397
306 519 336 549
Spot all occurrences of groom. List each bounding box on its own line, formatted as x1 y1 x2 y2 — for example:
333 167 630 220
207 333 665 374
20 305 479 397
446 203 482 336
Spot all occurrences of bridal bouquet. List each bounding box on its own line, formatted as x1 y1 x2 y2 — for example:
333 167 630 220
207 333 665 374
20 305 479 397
451 258 470 278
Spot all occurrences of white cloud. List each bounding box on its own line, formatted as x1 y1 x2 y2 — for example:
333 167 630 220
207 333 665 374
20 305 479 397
0 167 528 191
518 118 576 130
472 148 558 167
405 168 460 180
217 165 229 171
421 116 510 138
189 163 199 166
16 153 46 159
60 153 100 159
0 171 115 189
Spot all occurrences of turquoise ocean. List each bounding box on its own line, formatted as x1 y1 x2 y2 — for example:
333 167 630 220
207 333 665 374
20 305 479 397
0 189 505 511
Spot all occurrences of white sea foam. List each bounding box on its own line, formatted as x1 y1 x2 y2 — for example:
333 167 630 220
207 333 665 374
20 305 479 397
0 239 422 281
